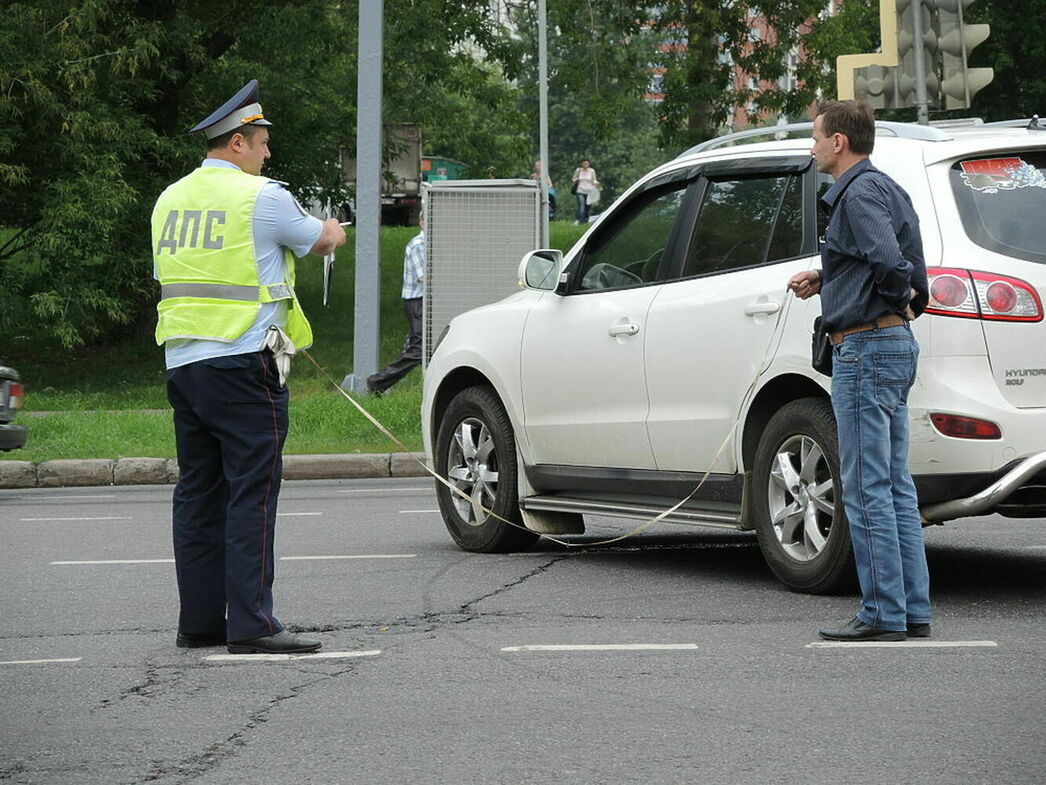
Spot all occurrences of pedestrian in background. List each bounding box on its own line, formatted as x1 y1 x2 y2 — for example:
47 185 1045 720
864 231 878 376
367 215 425 394
571 158 600 223
152 80 346 655
788 99 931 642
531 160 557 220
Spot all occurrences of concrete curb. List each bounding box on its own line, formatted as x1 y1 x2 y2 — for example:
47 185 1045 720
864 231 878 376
0 453 430 490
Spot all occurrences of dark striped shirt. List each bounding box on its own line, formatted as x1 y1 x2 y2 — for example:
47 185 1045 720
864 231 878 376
817 158 929 331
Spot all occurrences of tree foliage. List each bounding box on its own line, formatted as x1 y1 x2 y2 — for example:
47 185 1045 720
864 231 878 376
0 0 525 352
8 0 1037 357
0 0 358 350
507 1 676 203
967 0 1046 121
652 0 826 147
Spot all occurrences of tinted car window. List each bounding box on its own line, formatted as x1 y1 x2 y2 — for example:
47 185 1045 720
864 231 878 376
766 173 804 261
576 185 688 291
816 170 835 245
684 174 796 277
950 151 1046 264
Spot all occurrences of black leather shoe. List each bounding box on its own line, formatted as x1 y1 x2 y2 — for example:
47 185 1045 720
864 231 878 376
176 631 226 648
819 616 906 642
907 622 931 638
227 629 322 654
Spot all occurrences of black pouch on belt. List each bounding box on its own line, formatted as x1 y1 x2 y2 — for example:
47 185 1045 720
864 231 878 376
811 316 833 377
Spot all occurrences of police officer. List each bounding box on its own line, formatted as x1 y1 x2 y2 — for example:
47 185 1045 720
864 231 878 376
152 81 346 654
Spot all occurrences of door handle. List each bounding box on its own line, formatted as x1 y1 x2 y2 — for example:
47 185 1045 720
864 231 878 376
608 322 640 337
744 300 782 316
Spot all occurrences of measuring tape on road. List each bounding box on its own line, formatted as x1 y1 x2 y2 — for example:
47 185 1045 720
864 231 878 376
301 287 793 549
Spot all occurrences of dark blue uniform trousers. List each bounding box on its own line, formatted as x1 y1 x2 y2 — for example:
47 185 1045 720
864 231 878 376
166 351 288 642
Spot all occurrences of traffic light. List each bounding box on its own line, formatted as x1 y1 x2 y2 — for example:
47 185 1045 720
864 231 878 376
936 0 994 109
837 0 899 103
852 64 896 109
838 0 993 113
895 0 940 108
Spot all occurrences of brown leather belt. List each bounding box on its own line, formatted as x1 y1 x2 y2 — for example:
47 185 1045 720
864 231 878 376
830 314 907 345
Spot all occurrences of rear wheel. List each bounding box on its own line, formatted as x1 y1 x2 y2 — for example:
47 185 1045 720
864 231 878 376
434 386 538 552
751 398 856 594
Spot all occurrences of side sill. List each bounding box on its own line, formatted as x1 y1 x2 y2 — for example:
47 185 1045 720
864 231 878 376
520 495 744 530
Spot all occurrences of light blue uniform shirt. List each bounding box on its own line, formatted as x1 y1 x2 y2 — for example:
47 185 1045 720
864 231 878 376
159 159 322 369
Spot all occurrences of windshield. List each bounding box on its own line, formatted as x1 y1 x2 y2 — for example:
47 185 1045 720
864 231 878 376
950 150 1046 264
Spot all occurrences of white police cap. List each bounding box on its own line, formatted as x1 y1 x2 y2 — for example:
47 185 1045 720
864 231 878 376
189 79 273 139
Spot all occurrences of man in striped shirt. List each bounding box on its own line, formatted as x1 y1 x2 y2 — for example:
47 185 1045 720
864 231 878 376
789 100 931 643
367 216 425 394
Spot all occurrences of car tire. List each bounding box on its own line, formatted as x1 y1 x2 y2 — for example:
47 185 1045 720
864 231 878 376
751 397 856 594
434 386 539 553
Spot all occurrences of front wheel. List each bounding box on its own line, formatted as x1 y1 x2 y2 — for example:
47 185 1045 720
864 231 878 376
433 386 538 553
751 397 856 594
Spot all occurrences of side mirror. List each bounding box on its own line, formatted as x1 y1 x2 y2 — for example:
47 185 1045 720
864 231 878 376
518 249 564 291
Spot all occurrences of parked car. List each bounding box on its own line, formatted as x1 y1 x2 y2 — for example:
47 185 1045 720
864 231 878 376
422 118 1046 594
0 365 27 452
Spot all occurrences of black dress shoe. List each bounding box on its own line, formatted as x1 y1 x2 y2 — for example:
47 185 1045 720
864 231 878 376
176 631 226 648
907 622 931 638
819 616 906 642
227 629 322 654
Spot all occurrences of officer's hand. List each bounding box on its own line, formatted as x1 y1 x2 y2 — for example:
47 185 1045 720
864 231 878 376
311 218 347 256
325 218 347 248
788 270 821 300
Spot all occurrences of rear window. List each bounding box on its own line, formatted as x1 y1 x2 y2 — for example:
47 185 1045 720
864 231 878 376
950 150 1046 264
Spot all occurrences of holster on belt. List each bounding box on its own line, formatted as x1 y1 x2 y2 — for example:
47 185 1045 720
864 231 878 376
262 325 296 386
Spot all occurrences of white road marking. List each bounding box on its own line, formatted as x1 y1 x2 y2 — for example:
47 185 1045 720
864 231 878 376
807 640 998 649
1025 545 1046 550
501 644 700 652
280 554 416 561
203 650 382 663
50 555 416 565
0 658 82 666
20 516 133 522
24 494 117 500
338 487 430 494
276 512 323 517
51 559 174 565
398 509 439 514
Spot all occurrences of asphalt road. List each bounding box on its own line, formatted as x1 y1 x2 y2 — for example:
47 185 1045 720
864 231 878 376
1 478 1044 785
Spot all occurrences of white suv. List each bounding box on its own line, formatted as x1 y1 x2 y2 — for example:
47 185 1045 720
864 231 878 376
421 118 1046 593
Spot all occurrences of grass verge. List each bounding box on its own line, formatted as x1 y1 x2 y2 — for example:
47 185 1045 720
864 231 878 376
2 221 587 462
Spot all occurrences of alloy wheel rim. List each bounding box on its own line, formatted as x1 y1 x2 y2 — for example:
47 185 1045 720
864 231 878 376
766 434 836 561
446 416 500 526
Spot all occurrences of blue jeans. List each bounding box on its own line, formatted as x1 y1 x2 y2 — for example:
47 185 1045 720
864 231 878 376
575 192 589 222
831 324 930 631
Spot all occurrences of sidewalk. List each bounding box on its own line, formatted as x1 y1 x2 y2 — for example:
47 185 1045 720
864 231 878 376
0 452 430 489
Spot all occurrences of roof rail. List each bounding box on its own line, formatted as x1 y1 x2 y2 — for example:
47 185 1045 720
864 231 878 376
981 116 1044 130
678 120 953 158
929 117 984 128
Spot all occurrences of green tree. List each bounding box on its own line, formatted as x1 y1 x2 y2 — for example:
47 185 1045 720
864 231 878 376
799 0 880 102
653 0 827 147
0 0 530 353
0 0 358 352
967 0 1046 121
508 1 675 204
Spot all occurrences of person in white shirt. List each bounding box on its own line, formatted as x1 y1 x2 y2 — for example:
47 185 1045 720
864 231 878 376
571 158 600 223
367 216 426 394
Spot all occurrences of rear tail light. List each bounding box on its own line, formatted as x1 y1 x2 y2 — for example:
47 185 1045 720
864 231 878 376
930 413 1002 439
925 268 1043 322
8 382 24 410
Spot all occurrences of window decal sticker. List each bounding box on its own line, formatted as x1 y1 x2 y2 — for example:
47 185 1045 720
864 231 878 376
959 157 1046 194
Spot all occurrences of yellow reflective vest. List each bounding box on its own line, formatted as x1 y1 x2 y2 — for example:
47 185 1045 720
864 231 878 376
152 166 313 349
